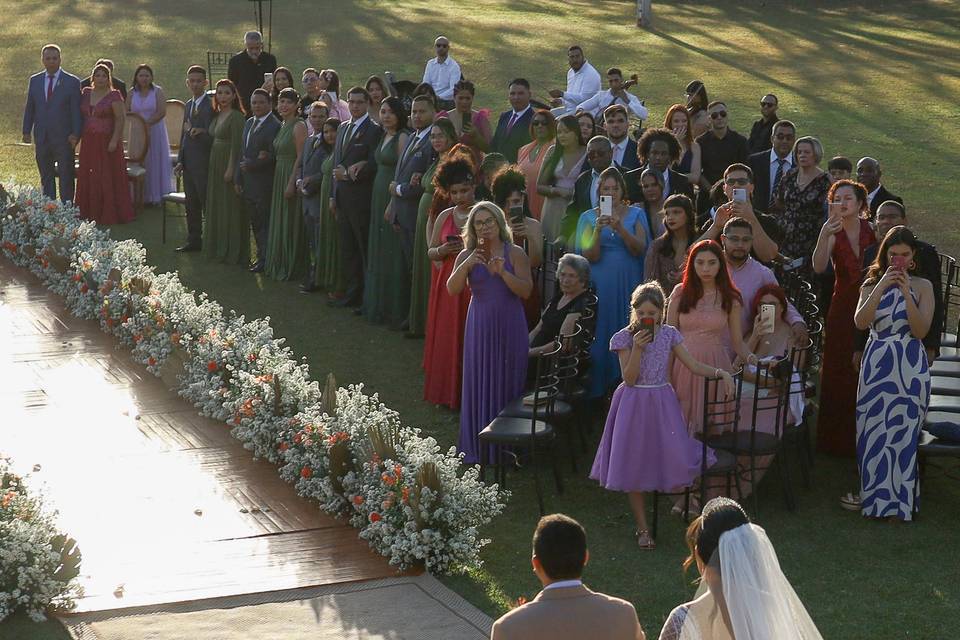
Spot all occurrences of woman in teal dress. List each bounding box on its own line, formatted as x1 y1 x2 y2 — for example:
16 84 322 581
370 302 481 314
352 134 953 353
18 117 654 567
362 97 409 325
408 118 457 336
203 79 247 264
266 88 308 281
315 117 343 294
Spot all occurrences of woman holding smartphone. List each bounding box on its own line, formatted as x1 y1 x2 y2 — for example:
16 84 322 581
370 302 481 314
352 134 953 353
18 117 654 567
492 167 544 328
854 226 933 522
423 155 478 409
575 167 651 398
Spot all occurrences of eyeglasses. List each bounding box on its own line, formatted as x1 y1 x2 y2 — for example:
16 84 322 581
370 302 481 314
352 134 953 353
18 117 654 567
473 218 497 229
724 177 750 186
760 101 776 108
710 111 728 119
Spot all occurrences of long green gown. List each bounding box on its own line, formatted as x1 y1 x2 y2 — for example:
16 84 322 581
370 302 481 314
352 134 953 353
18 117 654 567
315 153 342 292
362 133 408 325
407 160 439 336
203 109 247 264
265 120 305 281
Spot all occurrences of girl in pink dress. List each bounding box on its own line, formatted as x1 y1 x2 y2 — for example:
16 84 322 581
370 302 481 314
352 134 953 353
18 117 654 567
127 64 172 204
667 240 757 435
76 64 134 225
590 282 732 550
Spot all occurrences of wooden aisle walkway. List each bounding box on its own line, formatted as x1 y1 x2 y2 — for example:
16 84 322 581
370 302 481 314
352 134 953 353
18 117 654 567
0 259 402 613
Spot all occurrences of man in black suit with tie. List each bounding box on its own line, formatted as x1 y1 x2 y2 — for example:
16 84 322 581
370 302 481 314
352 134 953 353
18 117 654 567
174 66 213 252
602 105 638 171
80 58 127 99
856 157 903 218
390 96 436 292
330 87 383 307
747 119 796 214
235 89 281 272
625 128 695 204
490 78 533 163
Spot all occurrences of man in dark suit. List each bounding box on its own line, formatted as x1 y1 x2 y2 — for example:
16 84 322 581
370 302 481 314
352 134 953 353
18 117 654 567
390 95 436 277
173 65 213 252
625 127 695 204
80 58 127 99
235 89 282 272
330 86 383 307
22 44 82 202
298 107 333 292
856 157 903 218
747 119 796 213
227 31 277 114
853 201 942 367
490 78 533 163
747 93 778 153
564 136 618 248
602 104 638 171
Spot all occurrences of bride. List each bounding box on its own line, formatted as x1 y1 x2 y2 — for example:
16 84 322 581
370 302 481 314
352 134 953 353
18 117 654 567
658 498 823 640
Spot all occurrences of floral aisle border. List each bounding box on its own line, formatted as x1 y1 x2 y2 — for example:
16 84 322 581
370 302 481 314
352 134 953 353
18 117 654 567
0 455 82 622
0 184 506 575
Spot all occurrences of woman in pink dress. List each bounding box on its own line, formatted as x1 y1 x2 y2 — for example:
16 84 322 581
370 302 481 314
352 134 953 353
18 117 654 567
127 64 172 205
437 80 492 153
537 115 587 243
667 240 756 434
515 109 555 220
76 64 134 225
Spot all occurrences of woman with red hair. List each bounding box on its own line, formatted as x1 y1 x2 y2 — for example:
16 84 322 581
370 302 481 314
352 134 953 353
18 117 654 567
663 104 701 185
667 240 756 434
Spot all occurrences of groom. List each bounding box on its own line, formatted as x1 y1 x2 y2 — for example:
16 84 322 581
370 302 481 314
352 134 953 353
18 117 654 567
22 44 82 202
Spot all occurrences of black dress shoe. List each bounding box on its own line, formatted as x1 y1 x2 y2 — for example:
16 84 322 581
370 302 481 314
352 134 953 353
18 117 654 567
249 263 265 273
299 283 317 294
176 242 201 252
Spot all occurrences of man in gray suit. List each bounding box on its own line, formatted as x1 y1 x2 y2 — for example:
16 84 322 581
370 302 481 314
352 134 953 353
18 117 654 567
297 107 333 292
174 65 214 252
21 44 82 202
235 88 281 272
390 95 436 271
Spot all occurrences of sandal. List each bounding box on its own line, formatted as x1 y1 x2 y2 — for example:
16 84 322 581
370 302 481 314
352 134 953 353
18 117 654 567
670 499 700 519
839 492 861 511
636 530 656 550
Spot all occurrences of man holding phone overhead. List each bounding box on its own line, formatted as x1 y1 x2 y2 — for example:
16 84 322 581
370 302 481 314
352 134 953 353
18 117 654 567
227 31 277 113
698 163 782 264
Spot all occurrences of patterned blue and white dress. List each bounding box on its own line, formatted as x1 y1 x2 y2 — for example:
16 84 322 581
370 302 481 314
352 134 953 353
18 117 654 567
856 285 930 521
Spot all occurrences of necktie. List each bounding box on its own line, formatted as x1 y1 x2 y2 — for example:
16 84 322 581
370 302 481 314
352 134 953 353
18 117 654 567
246 118 261 148
344 122 357 146
505 112 520 135
189 98 197 119
46 74 55 101
772 158 786 200
400 131 420 167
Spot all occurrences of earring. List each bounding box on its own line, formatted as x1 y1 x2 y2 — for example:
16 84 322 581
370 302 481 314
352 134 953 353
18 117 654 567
909 261 916 271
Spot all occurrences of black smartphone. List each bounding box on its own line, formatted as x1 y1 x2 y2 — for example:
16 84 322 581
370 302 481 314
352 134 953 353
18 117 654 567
509 205 525 224
640 317 655 341
446 234 461 244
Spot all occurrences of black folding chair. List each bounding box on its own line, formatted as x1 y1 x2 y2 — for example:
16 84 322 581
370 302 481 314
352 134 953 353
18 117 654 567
206 51 232 83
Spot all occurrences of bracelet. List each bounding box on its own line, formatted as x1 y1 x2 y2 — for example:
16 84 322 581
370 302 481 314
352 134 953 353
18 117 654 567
714 368 721 378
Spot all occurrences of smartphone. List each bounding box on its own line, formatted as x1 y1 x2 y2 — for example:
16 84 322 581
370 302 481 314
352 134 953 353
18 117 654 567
476 237 489 259
732 188 747 203
640 317 655 342
828 201 843 219
446 234 461 244
890 255 909 271
263 72 273 83
759 303 776 335
599 195 613 217
509 204 525 224
462 110 473 132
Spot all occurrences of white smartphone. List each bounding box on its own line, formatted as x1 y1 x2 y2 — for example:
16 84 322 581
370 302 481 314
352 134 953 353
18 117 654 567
263 72 273 83
732 188 748 203
759 303 776 335
599 195 613 217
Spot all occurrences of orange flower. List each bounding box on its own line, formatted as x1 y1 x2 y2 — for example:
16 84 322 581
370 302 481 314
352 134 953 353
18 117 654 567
278 442 289 452
170 333 181 344
369 512 381 523
133 334 142 343
301 466 313 479
401 487 410 504
207 361 218 373
147 357 157 366
44 202 57 212
353 495 364 506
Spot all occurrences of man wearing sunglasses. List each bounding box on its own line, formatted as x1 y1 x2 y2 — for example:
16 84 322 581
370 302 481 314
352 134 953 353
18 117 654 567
748 94 779 153
748 119 796 212
422 36 461 111
696 101 750 189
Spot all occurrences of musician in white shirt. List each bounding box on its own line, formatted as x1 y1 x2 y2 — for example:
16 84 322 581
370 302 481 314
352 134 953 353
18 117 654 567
576 68 648 120
548 45 601 115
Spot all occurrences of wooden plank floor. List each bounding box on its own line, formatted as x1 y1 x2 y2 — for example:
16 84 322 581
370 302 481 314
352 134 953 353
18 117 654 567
0 259 403 613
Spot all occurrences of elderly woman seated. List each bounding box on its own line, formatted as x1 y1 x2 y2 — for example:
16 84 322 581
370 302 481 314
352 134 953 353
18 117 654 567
529 253 592 356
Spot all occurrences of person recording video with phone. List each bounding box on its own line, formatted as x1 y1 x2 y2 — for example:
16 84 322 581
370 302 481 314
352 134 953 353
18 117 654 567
698 164 781 264
492 166 544 327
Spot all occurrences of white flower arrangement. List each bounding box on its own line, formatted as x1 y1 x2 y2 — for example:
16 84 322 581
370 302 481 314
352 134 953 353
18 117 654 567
0 455 82 623
0 186 507 575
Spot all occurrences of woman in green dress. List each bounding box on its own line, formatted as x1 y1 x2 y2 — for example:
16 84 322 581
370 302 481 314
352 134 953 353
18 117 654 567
203 79 247 264
407 117 457 337
315 117 343 295
362 97 409 325
265 88 308 281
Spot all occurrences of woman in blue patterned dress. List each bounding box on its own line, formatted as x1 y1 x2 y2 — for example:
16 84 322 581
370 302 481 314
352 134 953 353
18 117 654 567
854 226 935 522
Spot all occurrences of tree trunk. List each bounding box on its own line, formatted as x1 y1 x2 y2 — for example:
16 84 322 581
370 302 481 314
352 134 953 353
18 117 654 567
637 0 653 28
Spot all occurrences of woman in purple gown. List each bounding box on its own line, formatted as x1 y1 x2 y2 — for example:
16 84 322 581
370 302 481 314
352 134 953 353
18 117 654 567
447 201 533 464
127 64 172 205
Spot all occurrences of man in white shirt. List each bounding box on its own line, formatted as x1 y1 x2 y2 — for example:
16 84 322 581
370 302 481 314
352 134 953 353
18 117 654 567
548 45 601 115
575 68 648 120
421 35 461 109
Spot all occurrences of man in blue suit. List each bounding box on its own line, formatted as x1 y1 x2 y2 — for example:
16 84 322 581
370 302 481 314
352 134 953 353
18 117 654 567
490 78 534 163
174 65 214 252
22 44 82 202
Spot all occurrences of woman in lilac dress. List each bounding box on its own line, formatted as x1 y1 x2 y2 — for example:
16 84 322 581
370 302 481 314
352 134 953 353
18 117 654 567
590 282 732 550
127 64 172 205
448 201 533 465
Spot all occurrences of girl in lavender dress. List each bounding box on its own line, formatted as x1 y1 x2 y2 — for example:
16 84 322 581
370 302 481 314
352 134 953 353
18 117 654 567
127 64 172 204
590 282 733 550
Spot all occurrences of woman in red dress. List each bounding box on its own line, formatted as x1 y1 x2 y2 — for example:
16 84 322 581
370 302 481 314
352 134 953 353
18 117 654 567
423 155 478 408
76 63 134 224
812 179 876 457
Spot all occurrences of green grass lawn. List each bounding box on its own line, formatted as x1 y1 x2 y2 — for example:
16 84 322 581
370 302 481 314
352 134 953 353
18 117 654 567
2 1 959 638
